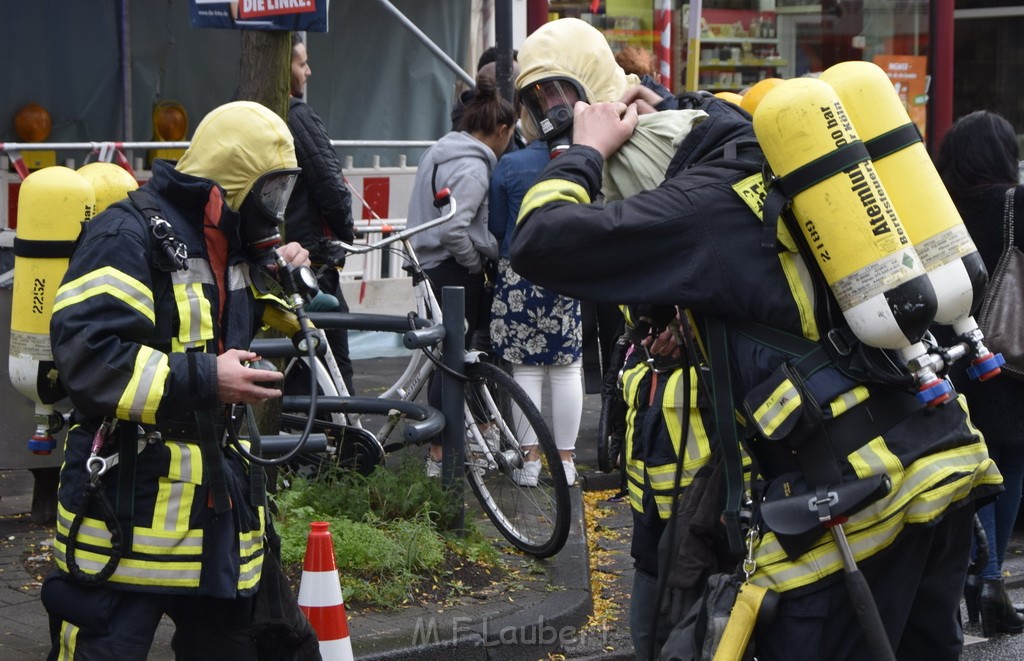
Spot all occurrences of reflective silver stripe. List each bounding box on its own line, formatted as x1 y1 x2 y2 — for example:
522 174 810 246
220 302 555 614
751 442 999 592
118 347 168 422
59 502 202 554
132 529 203 554
54 545 202 586
239 532 264 557
238 555 263 588
53 267 156 323
173 259 215 286
57 504 112 546
228 263 251 291
754 380 801 437
829 387 869 418
173 282 207 347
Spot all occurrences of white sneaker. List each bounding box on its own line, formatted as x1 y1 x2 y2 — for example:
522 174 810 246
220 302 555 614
425 456 442 478
562 460 577 486
512 459 541 487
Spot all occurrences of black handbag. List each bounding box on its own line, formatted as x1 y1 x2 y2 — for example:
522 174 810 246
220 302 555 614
977 187 1024 381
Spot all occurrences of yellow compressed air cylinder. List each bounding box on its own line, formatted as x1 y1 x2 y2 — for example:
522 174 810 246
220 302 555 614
752 77 936 360
10 167 95 453
820 61 986 337
77 162 139 214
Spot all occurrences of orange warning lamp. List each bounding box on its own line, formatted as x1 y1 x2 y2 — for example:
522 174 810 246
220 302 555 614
153 100 188 141
149 100 188 167
14 103 51 142
12 103 56 171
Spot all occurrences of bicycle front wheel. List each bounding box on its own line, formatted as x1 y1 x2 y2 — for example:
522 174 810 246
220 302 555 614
463 361 571 558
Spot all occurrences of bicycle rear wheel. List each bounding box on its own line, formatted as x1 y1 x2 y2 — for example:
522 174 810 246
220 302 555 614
462 361 571 558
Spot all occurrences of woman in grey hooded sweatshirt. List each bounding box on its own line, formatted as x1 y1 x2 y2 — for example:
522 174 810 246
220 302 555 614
407 72 516 474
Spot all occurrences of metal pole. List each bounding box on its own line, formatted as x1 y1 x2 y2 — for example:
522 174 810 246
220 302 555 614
374 0 475 89
686 0 703 92
441 286 466 533
118 0 133 152
495 0 514 104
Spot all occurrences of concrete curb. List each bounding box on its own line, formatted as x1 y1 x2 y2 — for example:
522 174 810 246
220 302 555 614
355 488 594 661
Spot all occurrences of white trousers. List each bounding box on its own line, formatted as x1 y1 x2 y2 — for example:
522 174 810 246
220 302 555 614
512 361 583 452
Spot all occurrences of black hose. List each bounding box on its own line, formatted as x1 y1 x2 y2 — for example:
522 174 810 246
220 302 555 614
227 306 320 466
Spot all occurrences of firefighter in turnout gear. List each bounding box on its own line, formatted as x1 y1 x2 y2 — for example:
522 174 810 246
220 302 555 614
617 305 718 659
510 20 1002 658
43 101 314 660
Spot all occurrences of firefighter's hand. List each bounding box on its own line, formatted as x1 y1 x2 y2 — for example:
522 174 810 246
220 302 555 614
619 85 664 115
572 101 638 160
217 349 283 404
643 326 681 359
276 241 310 269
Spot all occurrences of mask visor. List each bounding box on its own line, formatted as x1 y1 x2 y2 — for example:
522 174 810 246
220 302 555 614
520 78 586 143
251 168 300 222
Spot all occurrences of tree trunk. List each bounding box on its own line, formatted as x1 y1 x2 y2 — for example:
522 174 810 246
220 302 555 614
237 29 293 441
237 30 292 118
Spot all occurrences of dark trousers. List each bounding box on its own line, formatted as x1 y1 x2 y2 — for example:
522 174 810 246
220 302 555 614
44 574 259 660
318 267 354 395
754 505 974 660
423 260 492 447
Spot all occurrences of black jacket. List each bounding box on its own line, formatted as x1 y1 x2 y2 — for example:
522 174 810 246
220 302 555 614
285 97 355 264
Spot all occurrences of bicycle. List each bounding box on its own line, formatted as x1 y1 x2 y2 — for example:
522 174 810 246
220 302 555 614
268 191 571 558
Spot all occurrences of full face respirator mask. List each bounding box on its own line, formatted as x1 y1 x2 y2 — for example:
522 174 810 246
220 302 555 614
519 77 587 158
240 168 318 301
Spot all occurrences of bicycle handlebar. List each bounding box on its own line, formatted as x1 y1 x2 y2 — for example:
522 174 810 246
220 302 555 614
280 396 445 444
250 337 327 358
328 194 457 256
304 311 433 332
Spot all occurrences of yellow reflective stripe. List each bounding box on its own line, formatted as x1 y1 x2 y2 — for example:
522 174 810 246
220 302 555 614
58 502 202 556
53 543 201 587
131 527 204 555
166 441 203 484
777 251 819 341
153 477 195 541
239 552 264 591
517 179 592 223
52 266 155 323
751 441 1000 592
57 621 77 661
172 261 215 349
153 443 201 537
238 509 266 591
57 502 115 548
848 437 903 481
753 380 801 437
647 463 678 487
627 479 644 514
829 386 870 418
172 282 213 349
116 346 169 423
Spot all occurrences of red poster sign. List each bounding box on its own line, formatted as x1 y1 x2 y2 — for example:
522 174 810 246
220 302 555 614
872 55 929 140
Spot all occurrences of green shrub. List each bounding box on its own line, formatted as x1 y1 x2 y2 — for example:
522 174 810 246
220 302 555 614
271 455 491 608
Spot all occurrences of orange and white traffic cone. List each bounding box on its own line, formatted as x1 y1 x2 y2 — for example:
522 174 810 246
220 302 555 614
298 521 353 661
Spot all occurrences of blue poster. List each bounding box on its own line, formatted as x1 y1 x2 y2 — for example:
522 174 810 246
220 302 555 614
190 0 329 32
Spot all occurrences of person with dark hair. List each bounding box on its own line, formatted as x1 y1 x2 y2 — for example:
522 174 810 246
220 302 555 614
286 33 356 395
937 109 1024 638
408 71 516 475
